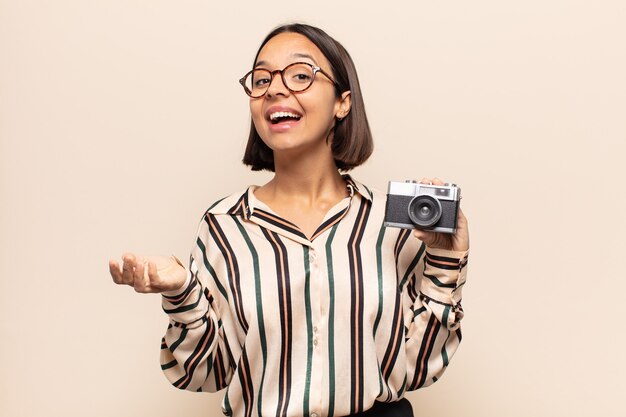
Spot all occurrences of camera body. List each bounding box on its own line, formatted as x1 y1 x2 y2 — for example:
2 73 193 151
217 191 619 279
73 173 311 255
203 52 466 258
384 181 461 234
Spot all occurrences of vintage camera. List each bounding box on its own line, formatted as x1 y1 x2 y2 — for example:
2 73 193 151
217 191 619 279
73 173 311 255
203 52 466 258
384 180 461 234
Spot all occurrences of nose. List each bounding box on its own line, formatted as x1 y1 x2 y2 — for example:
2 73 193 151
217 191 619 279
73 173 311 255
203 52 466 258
265 71 289 97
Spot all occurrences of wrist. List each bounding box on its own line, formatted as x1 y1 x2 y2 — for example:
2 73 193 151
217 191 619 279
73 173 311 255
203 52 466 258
161 255 189 296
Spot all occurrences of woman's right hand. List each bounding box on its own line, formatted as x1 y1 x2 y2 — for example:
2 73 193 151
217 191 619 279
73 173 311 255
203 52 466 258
109 253 187 294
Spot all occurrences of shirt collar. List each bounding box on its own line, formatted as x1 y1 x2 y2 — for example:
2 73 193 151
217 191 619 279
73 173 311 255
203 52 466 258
206 174 372 217
342 174 372 202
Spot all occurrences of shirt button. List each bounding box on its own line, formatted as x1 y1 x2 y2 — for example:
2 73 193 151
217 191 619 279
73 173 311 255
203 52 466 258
311 413 318 417
313 326 318 333
313 338 318 346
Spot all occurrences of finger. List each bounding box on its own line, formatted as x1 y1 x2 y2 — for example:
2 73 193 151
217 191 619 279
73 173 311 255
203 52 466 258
133 258 149 293
418 177 446 186
458 207 467 222
455 207 468 230
109 260 124 284
121 253 136 285
456 208 469 247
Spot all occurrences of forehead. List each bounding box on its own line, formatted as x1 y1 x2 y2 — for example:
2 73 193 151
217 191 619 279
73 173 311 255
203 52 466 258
255 32 330 69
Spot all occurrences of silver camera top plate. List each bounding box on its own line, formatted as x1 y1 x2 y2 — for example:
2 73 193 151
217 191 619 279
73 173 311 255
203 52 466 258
387 181 461 202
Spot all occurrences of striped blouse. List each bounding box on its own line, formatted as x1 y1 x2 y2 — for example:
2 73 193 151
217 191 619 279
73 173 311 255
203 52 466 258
159 176 469 417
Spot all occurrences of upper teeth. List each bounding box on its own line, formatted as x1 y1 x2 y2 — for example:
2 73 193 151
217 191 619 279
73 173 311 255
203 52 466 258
269 112 300 121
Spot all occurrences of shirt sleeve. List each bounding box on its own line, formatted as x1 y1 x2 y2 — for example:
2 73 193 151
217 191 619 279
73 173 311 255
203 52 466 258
399 236 469 391
159 238 236 392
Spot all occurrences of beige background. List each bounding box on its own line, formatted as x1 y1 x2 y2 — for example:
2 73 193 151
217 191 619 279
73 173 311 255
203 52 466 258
1 1 625 416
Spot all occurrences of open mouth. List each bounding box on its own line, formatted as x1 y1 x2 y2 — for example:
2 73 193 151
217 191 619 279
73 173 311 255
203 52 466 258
269 111 302 124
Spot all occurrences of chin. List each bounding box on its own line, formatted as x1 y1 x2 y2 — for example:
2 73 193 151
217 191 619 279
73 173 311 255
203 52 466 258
265 140 308 154
256 125 333 156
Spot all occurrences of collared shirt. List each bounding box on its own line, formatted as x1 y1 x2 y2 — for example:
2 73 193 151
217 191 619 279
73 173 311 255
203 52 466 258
160 176 469 417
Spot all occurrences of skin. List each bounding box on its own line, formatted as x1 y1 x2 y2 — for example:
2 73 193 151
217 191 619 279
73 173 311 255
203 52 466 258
250 32 352 239
109 32 469 294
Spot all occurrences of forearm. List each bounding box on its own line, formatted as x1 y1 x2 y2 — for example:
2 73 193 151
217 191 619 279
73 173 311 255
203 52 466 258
419 247 468 329
404 247 468 390
159 263 224 392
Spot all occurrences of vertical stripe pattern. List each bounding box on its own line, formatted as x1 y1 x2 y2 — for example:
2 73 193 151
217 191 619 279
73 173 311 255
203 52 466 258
158 176 469 417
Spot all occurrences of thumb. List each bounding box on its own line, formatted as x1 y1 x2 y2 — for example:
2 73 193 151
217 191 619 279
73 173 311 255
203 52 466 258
412 229 435 246
146 256 187 292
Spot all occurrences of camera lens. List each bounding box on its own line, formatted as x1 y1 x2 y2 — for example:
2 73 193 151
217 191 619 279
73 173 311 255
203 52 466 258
408 195 442 228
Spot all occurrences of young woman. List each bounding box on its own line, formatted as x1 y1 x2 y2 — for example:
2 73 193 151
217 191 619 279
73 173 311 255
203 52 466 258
109 23 469 417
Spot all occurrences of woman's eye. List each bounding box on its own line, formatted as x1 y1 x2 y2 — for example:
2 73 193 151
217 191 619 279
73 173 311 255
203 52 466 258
293 73 311 82
254 78 270 87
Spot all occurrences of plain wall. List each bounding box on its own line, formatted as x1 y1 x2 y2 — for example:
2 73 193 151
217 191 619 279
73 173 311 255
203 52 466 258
1 1 625 416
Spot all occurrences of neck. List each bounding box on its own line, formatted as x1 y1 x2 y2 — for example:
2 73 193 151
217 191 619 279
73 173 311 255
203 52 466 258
263 147 348 204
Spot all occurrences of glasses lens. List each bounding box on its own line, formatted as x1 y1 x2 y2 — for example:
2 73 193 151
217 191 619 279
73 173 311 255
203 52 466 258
283 63 314 92
244 69 272 97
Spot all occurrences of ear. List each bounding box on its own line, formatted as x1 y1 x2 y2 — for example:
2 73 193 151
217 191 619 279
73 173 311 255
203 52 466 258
335 91 352 119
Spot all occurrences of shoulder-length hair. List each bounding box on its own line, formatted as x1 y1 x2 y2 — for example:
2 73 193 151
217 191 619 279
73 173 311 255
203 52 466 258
242 23 373 172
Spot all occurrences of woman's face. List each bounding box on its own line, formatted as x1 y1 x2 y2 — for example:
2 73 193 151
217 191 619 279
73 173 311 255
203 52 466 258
250 32 350 157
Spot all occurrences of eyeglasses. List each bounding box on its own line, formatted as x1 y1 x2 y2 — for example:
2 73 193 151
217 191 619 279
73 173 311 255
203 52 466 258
239 62 337 98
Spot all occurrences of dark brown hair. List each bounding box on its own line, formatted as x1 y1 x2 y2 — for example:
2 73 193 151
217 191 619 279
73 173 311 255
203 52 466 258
242 23 373 172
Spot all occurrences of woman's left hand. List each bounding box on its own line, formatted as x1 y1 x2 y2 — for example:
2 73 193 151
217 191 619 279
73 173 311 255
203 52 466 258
412 177 469 252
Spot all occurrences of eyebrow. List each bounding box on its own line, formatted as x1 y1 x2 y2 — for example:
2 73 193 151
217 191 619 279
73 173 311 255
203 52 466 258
255 53 319 68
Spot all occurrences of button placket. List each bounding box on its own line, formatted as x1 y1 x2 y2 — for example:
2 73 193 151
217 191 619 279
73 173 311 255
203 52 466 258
311 249 318 348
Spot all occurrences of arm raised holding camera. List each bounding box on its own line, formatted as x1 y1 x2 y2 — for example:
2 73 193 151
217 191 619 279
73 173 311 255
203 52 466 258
400 177 469 390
